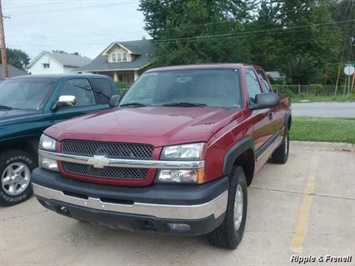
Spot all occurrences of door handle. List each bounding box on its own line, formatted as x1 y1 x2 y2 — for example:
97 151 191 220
268 113 273 120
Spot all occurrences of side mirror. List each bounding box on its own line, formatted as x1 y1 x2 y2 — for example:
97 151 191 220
251 93 280 110
109 95 121 108
52 95 76 110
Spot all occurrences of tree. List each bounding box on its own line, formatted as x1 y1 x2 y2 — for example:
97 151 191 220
139 0 255 66
278 0 342 84
248 1 284 71
0 48 30 71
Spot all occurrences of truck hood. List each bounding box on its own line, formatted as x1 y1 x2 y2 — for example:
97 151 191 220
0 109 42 126
46 107 242 147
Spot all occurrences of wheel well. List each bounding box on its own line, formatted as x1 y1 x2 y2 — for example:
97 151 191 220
233 148 255 186
0 139 38 162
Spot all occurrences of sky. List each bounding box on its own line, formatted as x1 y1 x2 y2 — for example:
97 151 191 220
3 0 149 60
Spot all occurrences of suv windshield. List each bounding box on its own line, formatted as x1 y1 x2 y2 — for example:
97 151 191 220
120 69 241 108
0 78 56 110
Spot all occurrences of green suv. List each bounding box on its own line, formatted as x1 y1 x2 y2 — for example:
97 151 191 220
0 74 119 206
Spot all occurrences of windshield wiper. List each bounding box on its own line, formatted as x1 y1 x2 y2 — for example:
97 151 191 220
119 102 150 107
74 84 92 91
95 90 110 100
0 105 13 110
162 102 207 107
74 85 111 100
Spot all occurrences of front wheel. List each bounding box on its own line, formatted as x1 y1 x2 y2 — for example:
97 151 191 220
207 166 248 249
0 150 35 206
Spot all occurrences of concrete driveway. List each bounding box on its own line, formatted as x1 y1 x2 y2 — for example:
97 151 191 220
292 102 355 118
1 142 354 266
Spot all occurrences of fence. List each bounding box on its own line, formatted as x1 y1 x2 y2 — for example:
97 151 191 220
272 84 354 97
117 83 354 98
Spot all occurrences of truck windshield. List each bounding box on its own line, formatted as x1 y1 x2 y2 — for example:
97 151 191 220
0 78 56 110
120 69 242 108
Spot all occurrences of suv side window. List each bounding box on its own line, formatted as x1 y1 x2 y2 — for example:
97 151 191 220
245 69 262 103
89 78 114 104
256 70 272 92
59 79 95 107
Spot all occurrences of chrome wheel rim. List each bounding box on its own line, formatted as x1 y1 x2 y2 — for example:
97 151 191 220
1 163 30 196
234 184 244 231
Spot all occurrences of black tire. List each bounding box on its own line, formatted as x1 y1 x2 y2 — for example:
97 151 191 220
0 150 36 206
271 127 289 164
207 166 248 249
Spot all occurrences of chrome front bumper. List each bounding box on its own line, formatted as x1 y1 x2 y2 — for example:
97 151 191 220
33 183 228 220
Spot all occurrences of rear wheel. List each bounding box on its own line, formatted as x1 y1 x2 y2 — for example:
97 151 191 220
207 166 247 249
0 150 35 206
272 127 289 164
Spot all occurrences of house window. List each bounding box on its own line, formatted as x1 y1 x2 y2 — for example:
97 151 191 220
43 63 50 68
122 53 127 62
117 53 122 62
112 53 117 62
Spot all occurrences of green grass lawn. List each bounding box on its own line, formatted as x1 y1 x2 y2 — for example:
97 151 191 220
290 117 355 144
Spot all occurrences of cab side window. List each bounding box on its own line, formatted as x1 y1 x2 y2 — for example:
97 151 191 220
245 69 262 104
90 78 114 104
59 79 95 107
256 70 272 92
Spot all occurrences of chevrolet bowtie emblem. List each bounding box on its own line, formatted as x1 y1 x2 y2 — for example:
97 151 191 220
88 155 110 169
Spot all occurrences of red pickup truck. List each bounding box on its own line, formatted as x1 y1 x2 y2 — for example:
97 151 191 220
31 64 291 249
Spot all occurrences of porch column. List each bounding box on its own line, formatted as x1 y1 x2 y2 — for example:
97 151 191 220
134 70 139 81
113 71 118 82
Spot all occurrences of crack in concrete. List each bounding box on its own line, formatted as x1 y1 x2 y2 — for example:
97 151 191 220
0 209 48 222
249 186 354 201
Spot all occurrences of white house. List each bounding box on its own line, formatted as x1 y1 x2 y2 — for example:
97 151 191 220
27 51 91 75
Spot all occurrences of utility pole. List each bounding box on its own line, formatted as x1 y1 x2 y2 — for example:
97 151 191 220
0 0 8 80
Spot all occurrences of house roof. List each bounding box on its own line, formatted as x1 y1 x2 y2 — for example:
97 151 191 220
0 64 28 81
77 39 155 72
28 51 91 69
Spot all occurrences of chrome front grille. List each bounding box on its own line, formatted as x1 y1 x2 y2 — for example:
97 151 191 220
62 140 154 160
61 140 154 181
63 162 148 180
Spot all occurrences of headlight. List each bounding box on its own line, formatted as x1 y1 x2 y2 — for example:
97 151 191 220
156 169 205 184
39 134 56 151
161 143 205 160
39 155 59 172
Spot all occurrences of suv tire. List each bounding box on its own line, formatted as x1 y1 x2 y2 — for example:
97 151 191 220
0 150 35 206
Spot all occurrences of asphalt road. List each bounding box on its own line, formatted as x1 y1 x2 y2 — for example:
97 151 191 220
1 142 354 266
292 102 355 118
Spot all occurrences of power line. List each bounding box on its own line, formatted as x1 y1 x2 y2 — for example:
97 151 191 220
4 0 75 10
154 19 355 43
8 2 136 16
7 19 355 48
6 17 354 40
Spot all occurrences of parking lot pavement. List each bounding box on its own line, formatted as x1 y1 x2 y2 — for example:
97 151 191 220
292 102 355 118
1 141 354 266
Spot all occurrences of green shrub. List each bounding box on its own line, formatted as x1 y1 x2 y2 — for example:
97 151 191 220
309 84 324 95
273 85 296 97
114 82 131 96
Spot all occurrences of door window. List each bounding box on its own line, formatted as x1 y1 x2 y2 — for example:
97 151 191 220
256 70 272 92
245 69 262 103
90 78 114 104
58 79 95 107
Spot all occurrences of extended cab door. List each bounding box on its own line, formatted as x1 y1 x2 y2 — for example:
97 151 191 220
43 78 107 127
245 68 278 162
255 67 283 133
